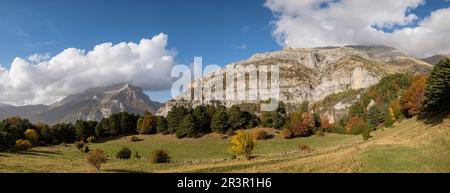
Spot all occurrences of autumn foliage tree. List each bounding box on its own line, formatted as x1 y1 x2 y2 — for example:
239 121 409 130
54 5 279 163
229 130 255 159
24 129 40 145
137 112 157 134
401 75 427 117
86 149 108 171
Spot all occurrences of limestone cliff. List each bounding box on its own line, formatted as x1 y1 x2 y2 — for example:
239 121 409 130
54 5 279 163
157 45 431 117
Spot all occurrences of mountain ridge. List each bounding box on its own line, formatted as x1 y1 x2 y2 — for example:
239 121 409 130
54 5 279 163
0 83 163 124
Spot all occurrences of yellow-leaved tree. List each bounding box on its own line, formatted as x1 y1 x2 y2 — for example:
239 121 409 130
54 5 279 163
24 129 40 145
228 130 255 159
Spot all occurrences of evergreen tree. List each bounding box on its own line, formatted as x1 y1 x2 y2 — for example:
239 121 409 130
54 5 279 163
211 108 229 133
176 114 196 138
227 105 245 130
155 116 168 134
166 106 190 134
367 105 387 127
422 59 450 113
193 105 211 133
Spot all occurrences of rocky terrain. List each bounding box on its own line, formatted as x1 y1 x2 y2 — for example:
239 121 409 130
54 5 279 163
158 45 433 120
0 83 162 123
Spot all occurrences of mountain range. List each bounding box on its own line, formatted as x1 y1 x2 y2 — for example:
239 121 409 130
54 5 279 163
0 84 162 124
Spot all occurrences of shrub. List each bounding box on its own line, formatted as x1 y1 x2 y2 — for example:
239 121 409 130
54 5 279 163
116 146 132 159
15 139 32 151
345 117 365 134
320 117 332 130
86 136 96 143
251 129 271 140
24 129 40 145
83 146 90 153
86 149 108 170
75 140 85 151
290 122 312 137
150 149 171 163
228 130 255 159
297 143 311 152
282 129 293 139
362 128 371 141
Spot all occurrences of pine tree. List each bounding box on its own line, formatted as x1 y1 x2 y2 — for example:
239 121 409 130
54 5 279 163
423 59 450 113
211 108 229 133
367 105 386 127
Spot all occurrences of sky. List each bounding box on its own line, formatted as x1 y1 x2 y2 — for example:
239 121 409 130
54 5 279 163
0 0 449 105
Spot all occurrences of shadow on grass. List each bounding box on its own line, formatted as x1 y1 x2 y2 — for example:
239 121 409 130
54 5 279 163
104 169 146 173
16 149 62 157
417 109 450 126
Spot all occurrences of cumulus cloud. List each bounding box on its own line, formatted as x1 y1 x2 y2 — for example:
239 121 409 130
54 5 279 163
0 33 176 105
265 0 450 57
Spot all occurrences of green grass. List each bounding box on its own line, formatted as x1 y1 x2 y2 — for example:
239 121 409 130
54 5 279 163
0 114 449 173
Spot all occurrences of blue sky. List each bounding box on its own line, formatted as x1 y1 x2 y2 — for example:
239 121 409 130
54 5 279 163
0 0 449 104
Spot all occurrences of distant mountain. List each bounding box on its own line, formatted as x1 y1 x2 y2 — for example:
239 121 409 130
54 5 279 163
0 84 163 124
420 55 450 65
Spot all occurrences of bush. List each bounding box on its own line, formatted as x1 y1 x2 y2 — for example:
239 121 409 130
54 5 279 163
345 117 371 134
282 129 293 139
75 140 85 151
24 129 40 145
362 128 371 141
297 143 311 152
83 146 90 153
130 136 141 142
15 139 32 151
228 130 255 159
86 136 96 143
116 146 132 159
251 129 271 140
86 149 108 170
150 149 171 163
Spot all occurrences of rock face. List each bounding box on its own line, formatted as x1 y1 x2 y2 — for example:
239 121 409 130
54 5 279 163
158 45 431 116
0 83 163 123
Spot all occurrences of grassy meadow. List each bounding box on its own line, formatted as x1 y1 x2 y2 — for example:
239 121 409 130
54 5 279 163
0 115 449 173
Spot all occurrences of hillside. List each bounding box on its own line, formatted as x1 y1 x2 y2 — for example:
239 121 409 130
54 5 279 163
1 113 448 173
420 55 450 65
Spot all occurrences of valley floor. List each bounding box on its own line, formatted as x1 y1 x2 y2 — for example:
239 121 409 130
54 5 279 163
0 114 449 173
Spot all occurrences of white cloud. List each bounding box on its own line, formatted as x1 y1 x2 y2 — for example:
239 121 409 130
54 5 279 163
0 33 177 105
28 53 51 63
265 0 450 57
